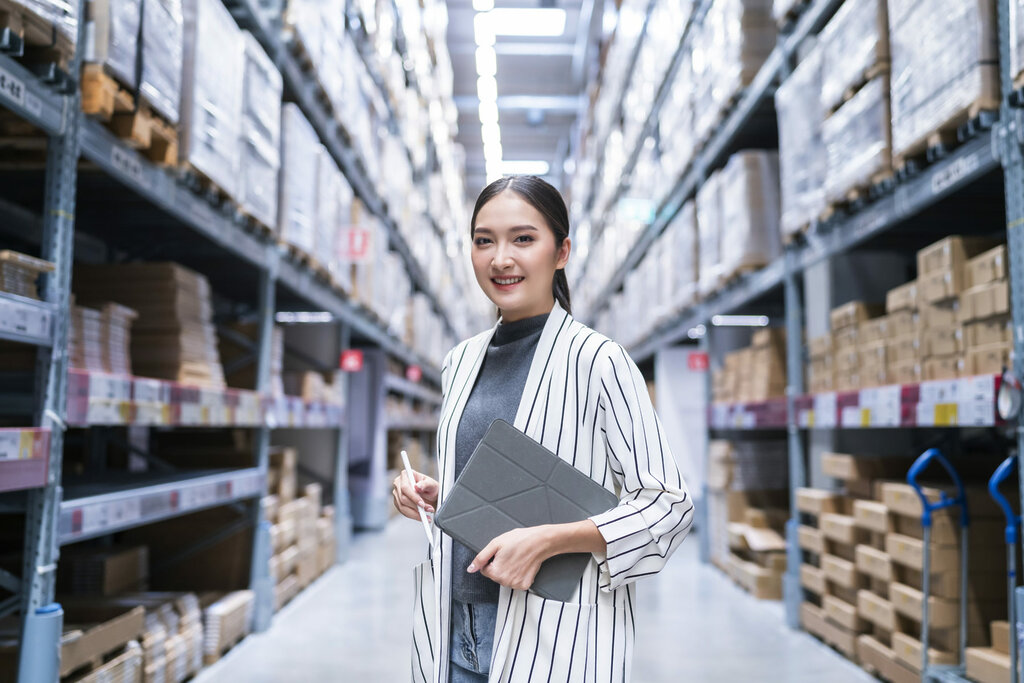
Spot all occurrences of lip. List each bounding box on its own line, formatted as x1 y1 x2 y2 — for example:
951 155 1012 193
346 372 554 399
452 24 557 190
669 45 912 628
491 276 524 292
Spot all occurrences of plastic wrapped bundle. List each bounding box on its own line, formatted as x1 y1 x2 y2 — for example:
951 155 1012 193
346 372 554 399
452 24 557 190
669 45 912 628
329 176 355 293
240 32 282 232
664 201 698 312
818 0 888 115
888 0 999 159
278 105 319 255
179 0 244 196
12 0 78 54
697 170 724 298
84 0 141 87
315 147 342 273
658 53 696 193
719 151 781 279
140 0 183 123
775 46 825 237
822 76 891 204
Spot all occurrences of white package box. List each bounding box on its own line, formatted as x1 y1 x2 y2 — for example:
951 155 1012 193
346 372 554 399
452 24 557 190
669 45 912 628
775 45 826 236
888 0 999 158
315 146 342 274
822 76 891 204
719 150 782 278
697 170 724 298
240 32 282 231
818 0 889 115
658 53 696 199
139 0 183 123
278 104 319 255
661 200 698 315
84 0 141 87
179 0 244 196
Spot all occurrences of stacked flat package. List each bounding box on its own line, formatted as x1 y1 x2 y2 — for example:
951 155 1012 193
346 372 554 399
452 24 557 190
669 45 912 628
0 251 54 300
960 244 1012 376
179 0 245 196
139 0 183 123
83 0 140 87
831 300 885 392
916 236 998 380
714 328 787 403
807 334 834 393
888 0 999 160
822 75 891 205
696 170 724 299
68 303 137 375
201 591 254 665
279 104 319 256
267 474 336 610
818 0 889 116
239 32 282 232
718 151 782 280
707 440 789 599
775 46 825 239
884 280 922 385
966 622 1014 683
692 0 776 144
73 263 226 388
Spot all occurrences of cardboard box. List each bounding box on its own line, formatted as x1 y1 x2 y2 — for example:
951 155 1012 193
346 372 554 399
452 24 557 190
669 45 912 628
798 525 825 554
801 601 828 637
889 360 922 385
853 500 892 534
858 635 919 683
965 343 1011 376
889 582 959 628
821 514 864 546
920 327 963 358
888 310 918 337
966 244 1007 288
796 488 844 515
886 534 960 572
831 301 883 330
919 301 960 329
917 236 997 278
961 280 1010 323
922 355 961 381
857 590 898 631
801 564 827 595
809 334 832 358
268 447 297 502
820 617 858 658
887 281 918 313
992 621 1009 655
966 648 1011 683
54 604 146 677
835 347 859 373
887 334 920 363
858 317 891 344
823 454 909 482
964 316 1012 348
892 631 958 672
824 595 867 632
58 546 149 596
834 326 860 351
919 268 962 304
859 341 888 367
856 545 893 582
823 554 860 589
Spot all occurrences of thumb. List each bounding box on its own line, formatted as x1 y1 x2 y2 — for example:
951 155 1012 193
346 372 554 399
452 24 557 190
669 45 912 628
413 475 437 494
468 541 498 573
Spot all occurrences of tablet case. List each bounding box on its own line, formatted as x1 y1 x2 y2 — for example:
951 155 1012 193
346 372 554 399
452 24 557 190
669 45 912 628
434 419 619 602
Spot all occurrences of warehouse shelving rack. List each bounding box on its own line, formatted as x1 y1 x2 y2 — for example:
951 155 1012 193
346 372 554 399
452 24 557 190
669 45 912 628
0 0 448 678
578 0 1024 675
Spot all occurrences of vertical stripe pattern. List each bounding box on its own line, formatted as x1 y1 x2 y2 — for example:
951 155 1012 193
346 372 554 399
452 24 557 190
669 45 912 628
412 303 693 683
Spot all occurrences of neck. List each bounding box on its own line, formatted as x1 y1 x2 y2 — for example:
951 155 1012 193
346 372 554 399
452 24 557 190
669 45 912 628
501 300 555 322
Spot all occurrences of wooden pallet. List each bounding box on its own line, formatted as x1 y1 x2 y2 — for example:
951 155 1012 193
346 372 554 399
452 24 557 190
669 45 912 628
819 169 895 223
0 0 74 69
826 63 890 117
781 221 812 246
893 97 999 172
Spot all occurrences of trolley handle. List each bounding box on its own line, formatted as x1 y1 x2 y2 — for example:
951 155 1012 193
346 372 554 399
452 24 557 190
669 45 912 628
907 448 969 528
988 455 1020 545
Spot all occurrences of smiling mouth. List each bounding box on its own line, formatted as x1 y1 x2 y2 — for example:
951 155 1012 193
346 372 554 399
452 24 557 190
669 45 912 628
492 277 524 286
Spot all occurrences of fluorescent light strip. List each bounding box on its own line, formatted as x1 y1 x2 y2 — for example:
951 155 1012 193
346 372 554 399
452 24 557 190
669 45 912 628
475 46 496 77
501 160 550 175
710 315 770 327
275 312 334 324
487 8 567 37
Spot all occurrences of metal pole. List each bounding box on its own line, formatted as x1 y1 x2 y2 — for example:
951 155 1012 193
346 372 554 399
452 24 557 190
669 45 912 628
783 247 806 630
333 322 353 563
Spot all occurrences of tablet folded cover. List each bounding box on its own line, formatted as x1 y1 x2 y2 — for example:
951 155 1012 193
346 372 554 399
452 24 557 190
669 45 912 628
434 419 619 602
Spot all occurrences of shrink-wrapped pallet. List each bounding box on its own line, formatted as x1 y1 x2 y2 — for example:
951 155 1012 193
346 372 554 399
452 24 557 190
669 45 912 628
664 200 699 312
697 170 724 298
822 76 891 204
278 104 319 255
12 0 78 53
329 175 355 293
84 0 141 87
239 32 282 232
719 151 782 279
693 0 776 144
139 0 183 123
775 46 825 237
818 0 889 115
179 0 244 196
888 0 999 159
658 53 696 194
315 147 343 279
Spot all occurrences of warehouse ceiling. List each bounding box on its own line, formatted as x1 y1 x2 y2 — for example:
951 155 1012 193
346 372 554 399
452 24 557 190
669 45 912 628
445 0 604 202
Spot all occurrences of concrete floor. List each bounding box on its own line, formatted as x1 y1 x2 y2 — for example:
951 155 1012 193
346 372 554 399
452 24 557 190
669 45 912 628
195 518 879 682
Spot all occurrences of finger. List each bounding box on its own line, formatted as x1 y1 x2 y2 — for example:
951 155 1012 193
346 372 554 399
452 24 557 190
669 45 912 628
399 475 425 510
468 541 498 573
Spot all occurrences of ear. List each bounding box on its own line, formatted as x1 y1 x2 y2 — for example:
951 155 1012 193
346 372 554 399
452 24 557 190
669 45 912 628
555 237 571 270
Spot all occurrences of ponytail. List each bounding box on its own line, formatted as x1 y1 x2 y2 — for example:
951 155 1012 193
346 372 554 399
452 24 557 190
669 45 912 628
553 267 572 314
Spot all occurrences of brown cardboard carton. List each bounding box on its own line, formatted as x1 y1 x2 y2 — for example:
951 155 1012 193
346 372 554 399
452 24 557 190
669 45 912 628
834 326 859 351
835 347 859 373
796 488 845 515
965 343 1011 376
920 301 960 329
887 310 918 337
857 590 897 631
966 244 1007 288
859 341 888 367
58 546 149 596
823 454 911 482
892 632 958 672
920 327 963 358
889 360 922 385
858 635 919 683
751 327 786 348
922 355 961 381
966 648 1012 683
801 601 828 636
801 564 826 595
855 545 893 582
919 268 963 304
821 514 865 546
889 582 960 628
268 447 297 503
961 280 1010 323
809 334 833 358
820 617 858 657
824 595 868 632
887 281 918 313
853 500 892 534
831 301 884 330
886 534 959 572
992 621 1009 655
887 331 921 362
823 554 861 589
859 317 891 344
917 236 997 277
964 316 1012 348
52 604 146 677
798 525 825 554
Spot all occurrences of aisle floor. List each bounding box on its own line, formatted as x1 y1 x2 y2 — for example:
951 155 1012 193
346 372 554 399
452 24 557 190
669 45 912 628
195 518 878 682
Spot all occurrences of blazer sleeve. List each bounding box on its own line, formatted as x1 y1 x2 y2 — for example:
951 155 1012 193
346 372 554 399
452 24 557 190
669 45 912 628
586 344 694 592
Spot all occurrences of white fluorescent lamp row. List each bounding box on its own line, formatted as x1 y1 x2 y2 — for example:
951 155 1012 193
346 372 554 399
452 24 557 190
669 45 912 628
476 11 501 183
710 315 770 327
474 8 567 37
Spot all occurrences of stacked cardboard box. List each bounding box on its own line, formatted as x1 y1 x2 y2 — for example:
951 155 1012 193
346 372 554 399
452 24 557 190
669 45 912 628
718 151 782 281
960 245 1012 376
798 487 853 656
885 280 921 385
853 482 1007 679
68 303 137 375
822 75 892 207
830 300 884 392
818 0 889 118
74 263 226 388
57 546 149 597
200 591 254 665
0 250 55 300
917 237 997 381
725 504 788 600
239 32 283 232
965 621 1013 683
807 334 834 393
281 370 345 405
713 328 787 403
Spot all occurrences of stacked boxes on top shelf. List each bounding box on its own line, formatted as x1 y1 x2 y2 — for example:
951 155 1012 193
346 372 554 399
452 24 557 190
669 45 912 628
706 440 789 599
807 333 834 394
0 250 55 300
830 300 883 392
713 328 787 404
239 33 283 233
960 245 1013 375
884 280 920 385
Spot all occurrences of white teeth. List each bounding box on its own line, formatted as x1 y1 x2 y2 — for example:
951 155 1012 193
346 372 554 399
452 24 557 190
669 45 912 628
494 277 523 285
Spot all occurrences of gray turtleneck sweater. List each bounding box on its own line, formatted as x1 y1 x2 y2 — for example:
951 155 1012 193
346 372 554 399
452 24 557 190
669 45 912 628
451 311 548 604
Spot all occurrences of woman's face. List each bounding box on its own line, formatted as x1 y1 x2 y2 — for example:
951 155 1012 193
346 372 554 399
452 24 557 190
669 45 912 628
471 190 570 322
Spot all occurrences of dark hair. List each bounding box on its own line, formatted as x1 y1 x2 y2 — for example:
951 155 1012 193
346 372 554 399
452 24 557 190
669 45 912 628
470 175 572 314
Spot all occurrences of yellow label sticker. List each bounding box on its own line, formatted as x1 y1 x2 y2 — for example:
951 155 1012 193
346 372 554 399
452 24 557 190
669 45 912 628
162 405 171 425
860 408 871 427
18 431 34 460
807 411 815 427
119 402 132 422
934 403 958 426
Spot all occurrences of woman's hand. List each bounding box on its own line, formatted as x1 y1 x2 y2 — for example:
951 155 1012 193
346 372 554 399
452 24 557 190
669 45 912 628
468 526 555 591
391 470 439 522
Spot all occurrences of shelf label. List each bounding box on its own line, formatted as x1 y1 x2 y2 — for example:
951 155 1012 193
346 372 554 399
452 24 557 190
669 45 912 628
813 393 837 428
340 349 364 372
24 91 41 118
110 145 146 188
0 66 25 108
933 403 958 426
930 151 980 196
841 406 862 428
798 410 814 428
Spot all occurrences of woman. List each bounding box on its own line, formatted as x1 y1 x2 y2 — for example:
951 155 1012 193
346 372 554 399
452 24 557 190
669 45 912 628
392 175 693 683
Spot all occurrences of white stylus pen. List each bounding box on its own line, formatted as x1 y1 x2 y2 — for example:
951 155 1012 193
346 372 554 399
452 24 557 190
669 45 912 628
401 450 433 545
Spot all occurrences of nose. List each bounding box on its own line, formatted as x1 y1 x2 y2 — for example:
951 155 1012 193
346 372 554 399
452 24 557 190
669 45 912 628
492 242 514 269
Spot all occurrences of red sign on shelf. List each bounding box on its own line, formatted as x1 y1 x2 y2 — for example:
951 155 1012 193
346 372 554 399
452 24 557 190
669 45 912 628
340 349 364 372
336 226 372 263
688 352 709 371
406 365 423 383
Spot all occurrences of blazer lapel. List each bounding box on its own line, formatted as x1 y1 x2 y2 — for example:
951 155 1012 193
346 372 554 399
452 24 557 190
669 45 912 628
512 302 570 436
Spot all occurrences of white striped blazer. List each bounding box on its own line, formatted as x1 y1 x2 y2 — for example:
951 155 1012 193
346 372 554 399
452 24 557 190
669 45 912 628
418 302 693 683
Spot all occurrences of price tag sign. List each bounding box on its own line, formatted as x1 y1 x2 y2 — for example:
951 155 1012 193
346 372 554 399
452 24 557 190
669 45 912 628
0 66 26 108
688 352 709 371
933 403 958 426
406 365 423 383
340 349 364 372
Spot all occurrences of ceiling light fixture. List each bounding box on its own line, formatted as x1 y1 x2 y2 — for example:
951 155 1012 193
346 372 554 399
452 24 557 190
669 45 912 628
475 46 497 77
483 141 504 161
476 75 498 102
488 8 567 37
480 122 501 145
501 160 550 175
710 315 770 327
478 100 499 125
473 13 496 46
472 0 493 10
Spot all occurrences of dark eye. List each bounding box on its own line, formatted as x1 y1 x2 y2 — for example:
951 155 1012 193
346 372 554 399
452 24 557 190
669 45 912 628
474 237 492 246
515 235 534 243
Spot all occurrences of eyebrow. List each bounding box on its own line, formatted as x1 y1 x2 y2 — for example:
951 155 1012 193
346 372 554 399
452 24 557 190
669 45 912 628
473 225 540 234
